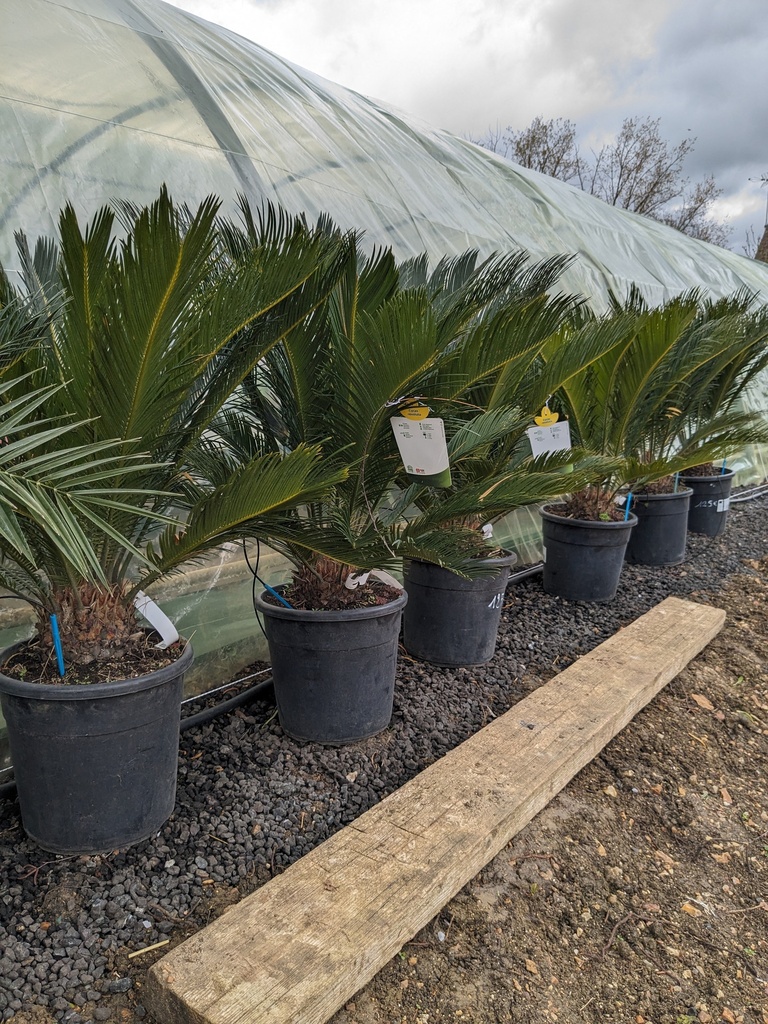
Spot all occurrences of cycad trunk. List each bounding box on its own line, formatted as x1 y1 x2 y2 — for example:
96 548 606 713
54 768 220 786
37 584 139 668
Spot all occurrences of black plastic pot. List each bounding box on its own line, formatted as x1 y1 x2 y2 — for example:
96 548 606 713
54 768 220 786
624 487 693 566
680 469 735 537
402 552 517 666
254 589 407 745
540 506 637 602
0 640 193 854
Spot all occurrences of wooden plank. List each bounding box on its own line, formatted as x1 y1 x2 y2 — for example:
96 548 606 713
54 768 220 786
145 596 725 1024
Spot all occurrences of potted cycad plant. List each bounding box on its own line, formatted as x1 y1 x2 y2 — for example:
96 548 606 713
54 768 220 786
218 239 584 728
226 235 617 696
391 259 635 661
673 293 768 537
0 189 349 852
542 291 768 597
617 291 768 552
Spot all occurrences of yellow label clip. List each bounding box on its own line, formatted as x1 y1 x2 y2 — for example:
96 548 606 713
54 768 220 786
534 404 559 426
399 401 430 421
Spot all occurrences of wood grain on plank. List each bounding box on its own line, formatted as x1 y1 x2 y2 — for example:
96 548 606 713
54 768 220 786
145 596 725 1024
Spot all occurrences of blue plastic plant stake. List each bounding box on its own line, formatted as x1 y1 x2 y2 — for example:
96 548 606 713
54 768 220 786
721 458 727 475
50 614 65 677
264 582 293 609
624 493 633 521
674 472 679 493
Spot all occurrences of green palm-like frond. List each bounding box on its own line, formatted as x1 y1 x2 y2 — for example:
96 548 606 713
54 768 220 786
551 291 768 494
145 445 349 586
0 377 179 604
0 191 357 634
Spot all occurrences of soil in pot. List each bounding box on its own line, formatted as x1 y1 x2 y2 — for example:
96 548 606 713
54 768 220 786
402 552 517 666
0 638 193 854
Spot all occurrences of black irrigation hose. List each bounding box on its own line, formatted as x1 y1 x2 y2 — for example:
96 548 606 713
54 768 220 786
0 677 277 802
508 561 544 583
179 676 275 733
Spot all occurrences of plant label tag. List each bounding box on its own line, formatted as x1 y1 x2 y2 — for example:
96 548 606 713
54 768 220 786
527 420 571 458
133 590 179 649
534 404 559 425
390 415 452 487
717 497 730 513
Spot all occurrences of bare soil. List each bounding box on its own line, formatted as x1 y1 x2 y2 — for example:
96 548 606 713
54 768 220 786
329 561 768 1024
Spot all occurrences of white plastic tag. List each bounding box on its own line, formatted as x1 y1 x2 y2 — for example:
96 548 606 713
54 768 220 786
133 590 180 650
344 571 369 590
390 416 452 487
481 523 494 540
527 420 572 458
345 570 404 591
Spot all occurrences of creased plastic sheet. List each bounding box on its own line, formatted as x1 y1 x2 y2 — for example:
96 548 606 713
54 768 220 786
4 0 768 306
2 0 768 710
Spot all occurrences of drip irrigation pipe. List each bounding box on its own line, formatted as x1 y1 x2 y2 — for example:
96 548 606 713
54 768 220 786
507 561 544 582
730 484 768 504
181 667 272 707
179 676 274 733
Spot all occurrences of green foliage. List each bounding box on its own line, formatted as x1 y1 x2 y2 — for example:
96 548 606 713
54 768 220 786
4 183 767 640
0 189 350 641
216 230 621 576
549 289 768 499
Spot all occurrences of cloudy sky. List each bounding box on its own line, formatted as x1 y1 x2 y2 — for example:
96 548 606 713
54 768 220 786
164 0 768 253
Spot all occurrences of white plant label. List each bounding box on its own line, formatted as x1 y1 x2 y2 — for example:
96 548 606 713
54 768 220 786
693 497 730 512
133 590 179 649
344 569 404 591
527 419 572 458
390 415 452 487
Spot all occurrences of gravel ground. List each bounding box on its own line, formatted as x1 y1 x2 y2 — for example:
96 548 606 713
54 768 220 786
1 491 767 1023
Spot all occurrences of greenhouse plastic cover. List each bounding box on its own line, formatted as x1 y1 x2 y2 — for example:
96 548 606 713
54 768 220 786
4 0 768 308
2 0 768 701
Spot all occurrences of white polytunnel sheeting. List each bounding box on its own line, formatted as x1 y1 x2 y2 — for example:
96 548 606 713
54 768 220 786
4 0 768 304
1 0 768 697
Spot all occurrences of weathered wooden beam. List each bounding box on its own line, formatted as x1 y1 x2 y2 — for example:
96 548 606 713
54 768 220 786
145 596 725 1024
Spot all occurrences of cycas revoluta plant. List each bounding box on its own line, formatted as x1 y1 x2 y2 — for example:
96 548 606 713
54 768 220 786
214 228 624 603
0 189 352 676
546 290 768 517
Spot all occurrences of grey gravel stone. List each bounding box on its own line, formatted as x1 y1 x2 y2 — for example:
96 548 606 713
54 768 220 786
108 977 132 994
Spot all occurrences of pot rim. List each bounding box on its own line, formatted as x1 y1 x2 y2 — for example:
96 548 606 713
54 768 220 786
255 586 408 623
626 486 693 502
0 637 193 701
406 548 517 572
540 504 638 529
679 468 736 482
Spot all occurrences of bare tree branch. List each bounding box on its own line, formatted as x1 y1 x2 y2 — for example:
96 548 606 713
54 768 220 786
473 115 731 250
